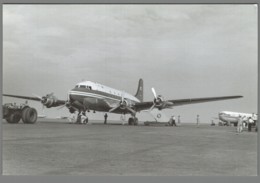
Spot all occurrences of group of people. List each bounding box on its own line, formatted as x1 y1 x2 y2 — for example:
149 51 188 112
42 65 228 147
237 115 256 133
168 115 181 126
75 112 88 124
71 112 108 124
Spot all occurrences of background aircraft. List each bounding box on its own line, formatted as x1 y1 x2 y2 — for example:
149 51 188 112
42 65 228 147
218 111 257 126
3 79 243 125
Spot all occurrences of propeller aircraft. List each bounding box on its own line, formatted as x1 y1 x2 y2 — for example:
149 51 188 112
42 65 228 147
3 79 243 125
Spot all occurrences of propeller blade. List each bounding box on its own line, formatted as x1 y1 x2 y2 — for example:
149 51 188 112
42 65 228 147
109 105 120 113
151 88 157 98
126 106 136 115
67 91 70 101
121 91 125 101
32 93 42 100
149 103 156 112
57 104 66 110
42 104 45 112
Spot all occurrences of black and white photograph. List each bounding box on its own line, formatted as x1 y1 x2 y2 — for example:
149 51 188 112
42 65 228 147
2 4 257 176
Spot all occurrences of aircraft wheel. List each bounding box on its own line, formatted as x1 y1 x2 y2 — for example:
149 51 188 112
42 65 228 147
234 122 238 127
6 111 21 124
22 107 37 124
128 117 134 125
134 118 138 125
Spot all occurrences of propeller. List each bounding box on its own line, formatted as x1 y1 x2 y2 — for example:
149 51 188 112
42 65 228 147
149 88 173 111
32 92 58 108
109 92 136 115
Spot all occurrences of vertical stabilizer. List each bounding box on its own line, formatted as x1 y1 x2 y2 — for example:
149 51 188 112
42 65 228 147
135 79 143 102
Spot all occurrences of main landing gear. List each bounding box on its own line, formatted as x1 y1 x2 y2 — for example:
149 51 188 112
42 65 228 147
76 111 88 124
128 117 138 126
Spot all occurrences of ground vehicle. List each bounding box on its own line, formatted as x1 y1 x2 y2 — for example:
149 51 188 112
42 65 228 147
3 103 37 124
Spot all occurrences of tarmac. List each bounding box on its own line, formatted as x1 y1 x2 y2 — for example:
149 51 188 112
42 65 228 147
2 119 257 176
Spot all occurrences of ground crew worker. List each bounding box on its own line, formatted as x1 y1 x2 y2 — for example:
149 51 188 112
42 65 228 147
178 115 181 125
81 112 88 124
196 115 200 127
168 117 173 126
168 116 177 126
237 115 243 133
104 113 108 124
248 117 254 132
172 115 177 126
76 112 82 124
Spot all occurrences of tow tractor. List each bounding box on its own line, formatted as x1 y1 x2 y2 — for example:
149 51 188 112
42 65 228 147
2 102 37 124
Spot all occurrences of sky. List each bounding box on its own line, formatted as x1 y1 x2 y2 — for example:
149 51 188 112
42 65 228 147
2 5 258 123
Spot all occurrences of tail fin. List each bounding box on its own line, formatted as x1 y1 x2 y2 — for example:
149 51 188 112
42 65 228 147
135 79 143 102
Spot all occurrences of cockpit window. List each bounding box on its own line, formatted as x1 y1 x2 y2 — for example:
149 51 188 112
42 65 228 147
79 85 86 88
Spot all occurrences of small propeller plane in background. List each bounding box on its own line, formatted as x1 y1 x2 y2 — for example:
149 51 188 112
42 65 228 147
3 79 243 125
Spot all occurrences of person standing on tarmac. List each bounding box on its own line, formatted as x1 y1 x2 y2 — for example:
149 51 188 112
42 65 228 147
237 115 243 133
248 117 254 132
168 116 177 126
104 113 108 124
81 112 88 124
196 115 200 127
172 115 177 126
178 115 181 125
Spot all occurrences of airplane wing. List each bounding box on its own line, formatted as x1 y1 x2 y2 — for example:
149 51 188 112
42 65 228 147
134 95 243 111
3 94 66 107
3 94 42 101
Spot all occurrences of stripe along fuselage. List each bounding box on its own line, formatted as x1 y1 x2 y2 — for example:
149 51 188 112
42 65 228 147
69 81 140 113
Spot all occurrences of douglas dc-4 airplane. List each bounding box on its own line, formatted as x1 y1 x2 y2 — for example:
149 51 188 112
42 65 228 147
3 79 243 125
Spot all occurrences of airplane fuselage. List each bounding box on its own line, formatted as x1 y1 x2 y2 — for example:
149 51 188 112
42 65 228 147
68 81 140 113
219 111 257 124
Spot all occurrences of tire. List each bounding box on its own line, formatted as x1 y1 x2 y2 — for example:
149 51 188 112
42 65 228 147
22 107 30 123
6 111 21 124
234 122 238 127
134 118 138 125
22 107 37 124
128 117 134 125
21 107 30 122
5 117 12 123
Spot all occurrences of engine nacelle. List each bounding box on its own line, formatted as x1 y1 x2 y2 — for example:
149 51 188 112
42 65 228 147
41 93 59 108
153 95 163 106
119 99 128 110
